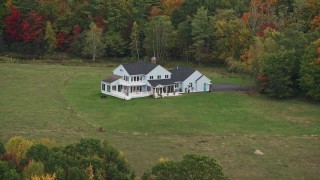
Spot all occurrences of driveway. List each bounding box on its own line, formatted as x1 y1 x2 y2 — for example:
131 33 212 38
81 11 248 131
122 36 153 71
210 84 256 92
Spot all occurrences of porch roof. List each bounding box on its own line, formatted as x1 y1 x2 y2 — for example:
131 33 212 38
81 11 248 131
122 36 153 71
148 79 175 87
118 79 146 86
102 75 122 83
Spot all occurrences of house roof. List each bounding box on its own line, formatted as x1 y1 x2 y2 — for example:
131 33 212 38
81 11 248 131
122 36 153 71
170 67 196 82
102 75 122 83
122 62 158 75
148 79 175 87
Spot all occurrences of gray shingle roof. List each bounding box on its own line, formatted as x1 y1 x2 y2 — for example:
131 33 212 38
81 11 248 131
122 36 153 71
122 62 158 75
170 67 196 82
102 75 122 83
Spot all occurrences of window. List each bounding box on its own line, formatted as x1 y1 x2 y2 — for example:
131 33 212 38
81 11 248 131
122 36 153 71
165 75 169 79
140 76 142 81
147 86 151 91
112 86 116 91
134 76 136 82
150 76 153 80
131 77 133 82
102 84 105 91
107 85 110 92
157 75 161 79
175 84 178 88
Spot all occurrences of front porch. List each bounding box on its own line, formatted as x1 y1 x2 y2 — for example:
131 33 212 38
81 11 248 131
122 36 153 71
152 84 180 98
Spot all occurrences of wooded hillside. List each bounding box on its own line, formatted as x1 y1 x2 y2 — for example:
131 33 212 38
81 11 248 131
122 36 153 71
0 0 319 100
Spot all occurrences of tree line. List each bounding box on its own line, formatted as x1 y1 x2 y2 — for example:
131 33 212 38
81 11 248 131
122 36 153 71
0 0 319 100
0 136 227 180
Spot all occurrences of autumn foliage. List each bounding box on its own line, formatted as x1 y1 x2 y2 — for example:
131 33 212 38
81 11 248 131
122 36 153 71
5 6 23 41
22 11 44 42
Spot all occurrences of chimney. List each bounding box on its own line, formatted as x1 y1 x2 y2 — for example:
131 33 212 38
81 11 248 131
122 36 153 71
151 57 157 64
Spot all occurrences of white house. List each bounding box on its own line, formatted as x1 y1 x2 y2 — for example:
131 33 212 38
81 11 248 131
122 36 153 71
101 60 211 100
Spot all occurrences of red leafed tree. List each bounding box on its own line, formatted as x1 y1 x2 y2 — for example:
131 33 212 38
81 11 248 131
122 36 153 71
56 33 73 51
22 11 44 42
5 6 23 41
258 23 278 37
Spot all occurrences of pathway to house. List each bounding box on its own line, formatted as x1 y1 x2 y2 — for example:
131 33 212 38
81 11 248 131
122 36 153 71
210 84 256 92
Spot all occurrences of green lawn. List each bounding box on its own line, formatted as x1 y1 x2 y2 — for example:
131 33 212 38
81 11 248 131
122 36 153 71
0 63 319 179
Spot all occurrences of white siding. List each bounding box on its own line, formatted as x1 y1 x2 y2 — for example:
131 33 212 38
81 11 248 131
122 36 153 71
146 65 171 80
195 75 211 92
181 71 211 93
113 65 129 77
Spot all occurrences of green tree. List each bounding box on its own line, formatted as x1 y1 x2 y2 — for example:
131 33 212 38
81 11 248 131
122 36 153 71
299 39 320 101
130 21 141 60
262 49 297 98
27 144 51 162
0 160 20 180
144 15 174 61
23 161 45 180
83 22 104 61
104 31 126 58
175 19 193 61
143 154 227 180
191 7 215 64
44 21 56 53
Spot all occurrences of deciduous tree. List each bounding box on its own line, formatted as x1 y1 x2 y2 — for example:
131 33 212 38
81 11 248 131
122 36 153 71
83 22 104 61
130 21 140 60
4 6 23 41
299 39 320 101
191 7 215 64
44 21 56 53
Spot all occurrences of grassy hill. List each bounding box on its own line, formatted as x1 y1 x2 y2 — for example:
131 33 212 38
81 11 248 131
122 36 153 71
0 63 319 179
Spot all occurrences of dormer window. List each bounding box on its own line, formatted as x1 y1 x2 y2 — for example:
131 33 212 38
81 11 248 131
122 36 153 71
165 75 169 79
157 75 161 79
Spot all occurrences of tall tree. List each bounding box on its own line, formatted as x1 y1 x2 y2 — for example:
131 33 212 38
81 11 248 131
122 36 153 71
22 11 44 42
4 6 23 41
44 21 56 53
191 6 215 64
83 22 104 61
144 15 174 61
104 31 125 58
299 39 320 101
130 21 140 60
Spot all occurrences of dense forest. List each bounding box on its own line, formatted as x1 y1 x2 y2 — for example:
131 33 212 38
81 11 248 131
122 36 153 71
0 0 319 100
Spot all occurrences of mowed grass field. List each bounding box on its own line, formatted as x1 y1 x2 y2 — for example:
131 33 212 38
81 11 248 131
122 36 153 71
0 63 319 179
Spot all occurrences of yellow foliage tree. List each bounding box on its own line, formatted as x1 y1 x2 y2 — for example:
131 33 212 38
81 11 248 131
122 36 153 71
31 173 56 180
6 136 33 162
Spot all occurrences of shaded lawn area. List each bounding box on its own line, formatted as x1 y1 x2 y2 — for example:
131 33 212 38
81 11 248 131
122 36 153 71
0 63 319 179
